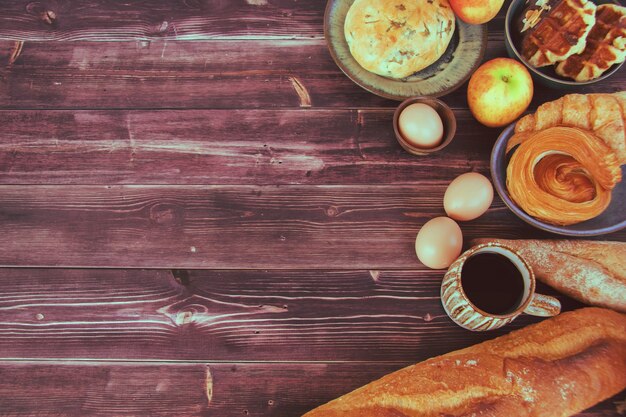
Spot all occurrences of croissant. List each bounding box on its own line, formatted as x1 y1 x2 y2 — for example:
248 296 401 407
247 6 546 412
508 92 626 165
506 127 621 225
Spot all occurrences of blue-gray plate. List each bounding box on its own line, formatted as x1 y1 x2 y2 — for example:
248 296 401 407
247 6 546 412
491 123 626 236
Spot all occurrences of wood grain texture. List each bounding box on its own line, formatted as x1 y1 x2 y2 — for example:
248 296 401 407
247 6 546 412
2 185 622 269
0 0 323 41
0 1 507 42
0 1 624 415
0 361 623 417
1 40 623 110
0 109 493 185
0 1 511 43
0 268 586 361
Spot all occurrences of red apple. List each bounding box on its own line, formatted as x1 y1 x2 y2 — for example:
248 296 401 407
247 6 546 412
449 0 505 25
467 58 534 128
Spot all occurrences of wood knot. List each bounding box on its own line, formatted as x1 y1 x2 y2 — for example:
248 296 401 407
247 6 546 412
26 3 58 26
149 203 183 226
288 76 311 108
258 304 287 313
369 270 380 282
154 20 170 35
205 366 213 406
326 206 339 217
171 303 209 326
7 41 24 66
171 269 190 286
176 310 194 325
41 10 56 24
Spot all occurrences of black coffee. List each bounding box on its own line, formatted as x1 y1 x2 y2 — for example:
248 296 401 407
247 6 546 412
460 252 525 315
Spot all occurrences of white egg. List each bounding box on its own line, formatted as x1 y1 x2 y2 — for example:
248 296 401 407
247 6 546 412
398 103 444 148
415 217 463 269
444 173 494 221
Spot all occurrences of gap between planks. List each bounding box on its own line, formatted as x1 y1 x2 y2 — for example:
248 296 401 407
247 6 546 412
0 358 413 365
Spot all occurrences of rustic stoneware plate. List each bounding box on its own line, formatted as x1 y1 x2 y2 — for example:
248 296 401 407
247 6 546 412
491 123 626 236
324 0 488 100
505 0 625 89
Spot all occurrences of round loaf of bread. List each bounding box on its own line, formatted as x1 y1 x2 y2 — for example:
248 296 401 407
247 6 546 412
344 0 456 79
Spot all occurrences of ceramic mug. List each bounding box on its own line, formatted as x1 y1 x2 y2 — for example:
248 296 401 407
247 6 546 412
441 242 561 331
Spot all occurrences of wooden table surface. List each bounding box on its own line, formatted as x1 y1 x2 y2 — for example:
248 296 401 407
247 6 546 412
0 1 624 416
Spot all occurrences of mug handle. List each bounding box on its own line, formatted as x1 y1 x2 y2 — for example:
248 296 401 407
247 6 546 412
524 293 561 317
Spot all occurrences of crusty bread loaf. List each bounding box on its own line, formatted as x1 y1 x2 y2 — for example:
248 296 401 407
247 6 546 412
344 0 455 78
303 308 626 417
472 239 626 313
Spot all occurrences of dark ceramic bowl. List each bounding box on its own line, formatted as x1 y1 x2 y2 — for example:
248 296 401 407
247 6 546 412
393 97 457 156
491 123 626 236
505 0 624 89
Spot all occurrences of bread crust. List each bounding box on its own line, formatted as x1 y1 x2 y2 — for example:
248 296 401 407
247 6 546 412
303 308 626 417
510 92 626 164
344 0 455 79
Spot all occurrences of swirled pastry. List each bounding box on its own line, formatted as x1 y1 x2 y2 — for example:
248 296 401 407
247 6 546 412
506 127 622 225
344 0 455 79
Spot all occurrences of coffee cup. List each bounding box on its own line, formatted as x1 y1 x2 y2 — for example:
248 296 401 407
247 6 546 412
441 242 561 331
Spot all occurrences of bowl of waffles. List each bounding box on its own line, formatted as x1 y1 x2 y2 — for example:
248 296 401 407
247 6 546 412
505 0 626 88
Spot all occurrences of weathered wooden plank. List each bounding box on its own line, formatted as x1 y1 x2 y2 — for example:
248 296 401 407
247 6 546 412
0 1 508 42
0 268 585 361
2 40 623 110
0 2 526 43
1 40 378 109
0 109 494 185
2 107 624 186
1 185 621 269
0 361 623 416
0 0 323 41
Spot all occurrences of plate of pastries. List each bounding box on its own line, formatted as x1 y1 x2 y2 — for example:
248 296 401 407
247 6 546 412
491 92 626 236
324 0 488 99
506 0 626 86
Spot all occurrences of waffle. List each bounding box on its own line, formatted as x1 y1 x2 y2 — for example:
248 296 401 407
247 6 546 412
556 4 626 82
520 0 597 67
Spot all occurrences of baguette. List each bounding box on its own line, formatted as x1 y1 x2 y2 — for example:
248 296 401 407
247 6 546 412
472 239 626 313
303 308 626 417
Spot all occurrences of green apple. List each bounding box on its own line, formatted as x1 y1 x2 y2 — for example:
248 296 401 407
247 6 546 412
467 58 534 128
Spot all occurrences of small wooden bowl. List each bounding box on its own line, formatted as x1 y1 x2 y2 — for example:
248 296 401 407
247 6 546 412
393 97 457 156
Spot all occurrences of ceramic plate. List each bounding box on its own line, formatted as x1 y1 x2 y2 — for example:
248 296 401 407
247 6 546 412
491 123 626 236
324 0 488 100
